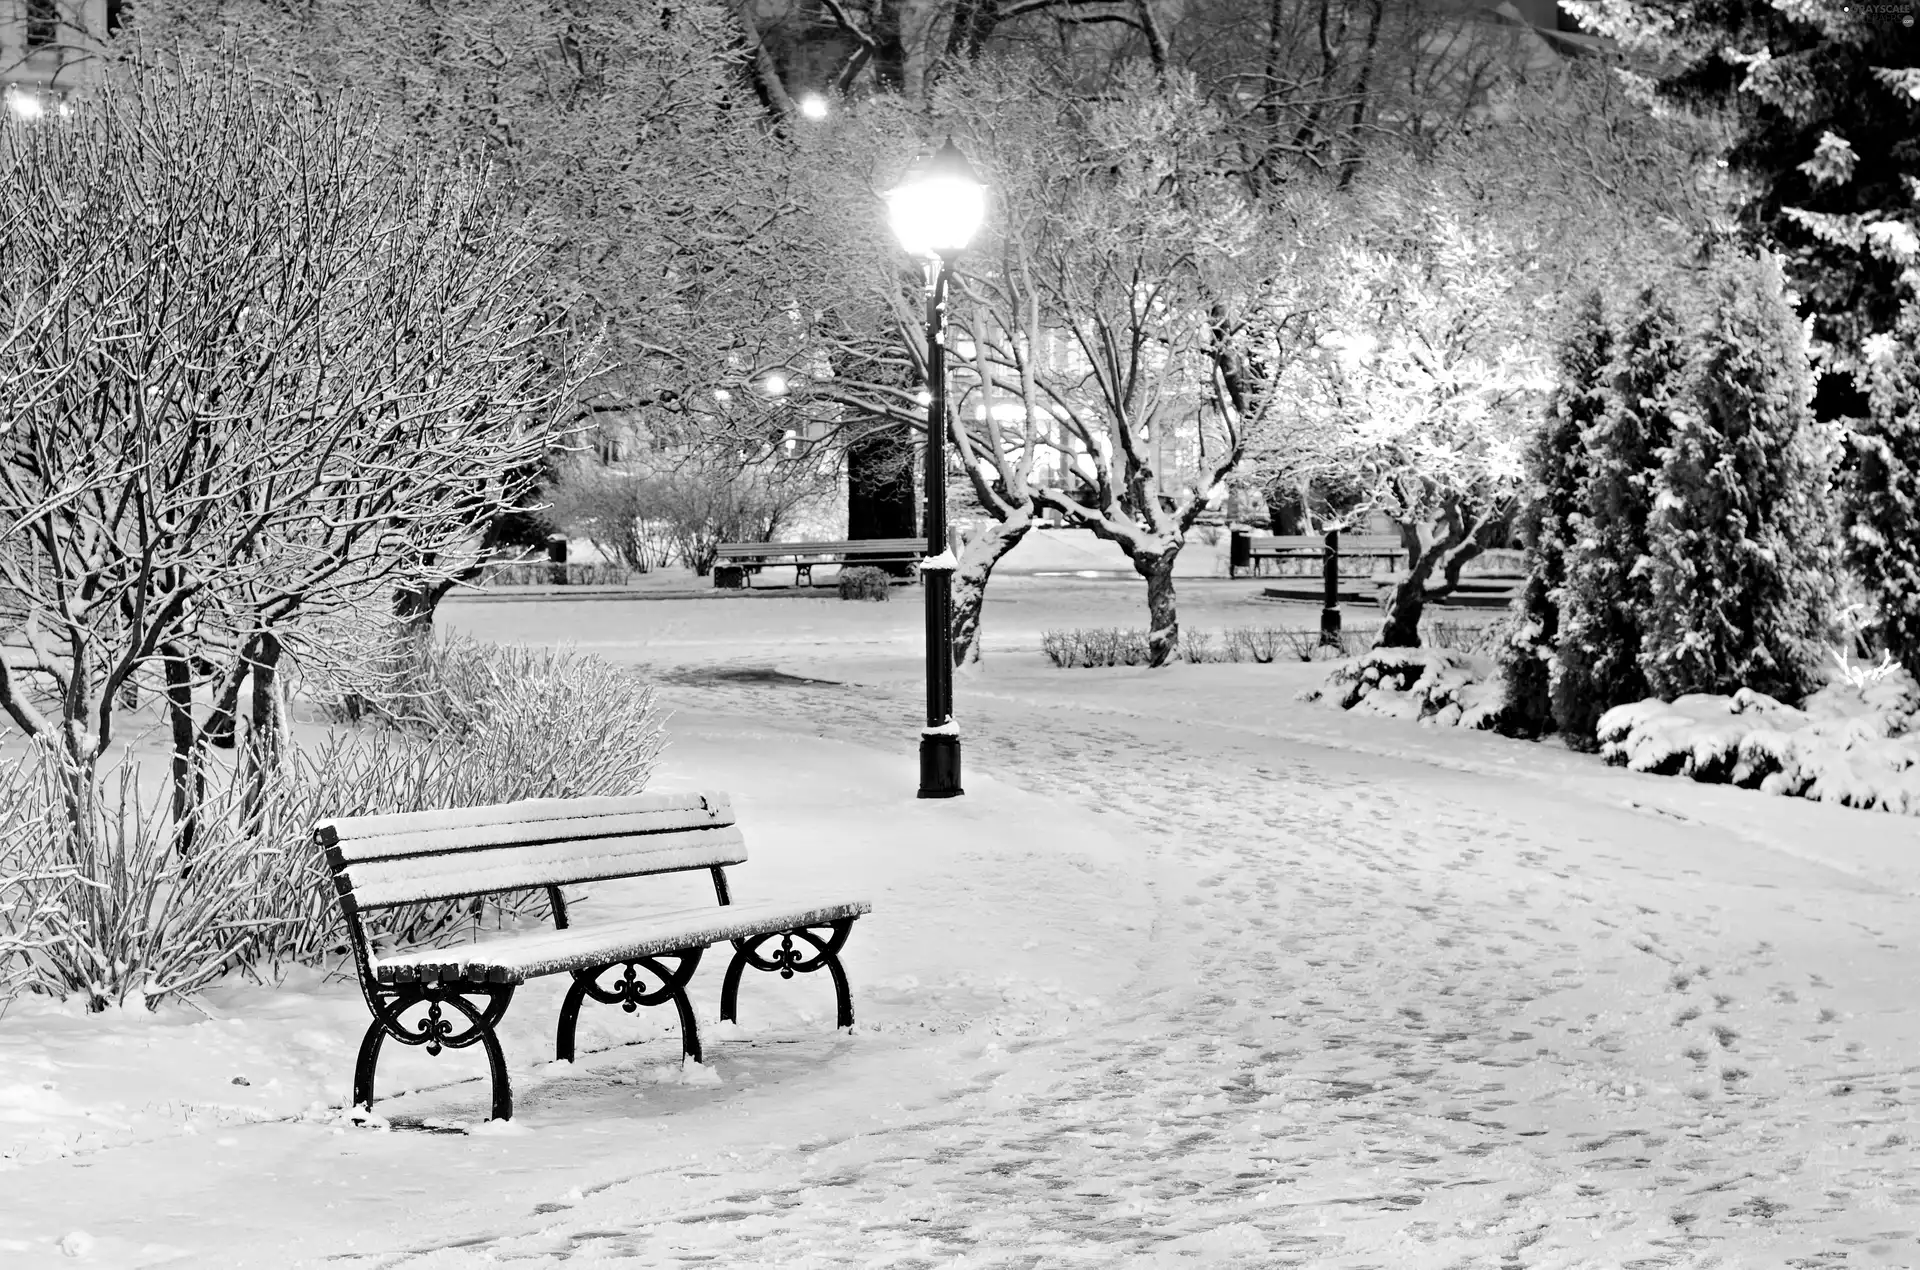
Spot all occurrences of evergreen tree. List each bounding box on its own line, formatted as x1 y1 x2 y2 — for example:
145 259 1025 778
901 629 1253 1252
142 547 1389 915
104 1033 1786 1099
1641 254 1839 701
1843 301 1920 677
1500 291 1611 738
1550 288 1688 748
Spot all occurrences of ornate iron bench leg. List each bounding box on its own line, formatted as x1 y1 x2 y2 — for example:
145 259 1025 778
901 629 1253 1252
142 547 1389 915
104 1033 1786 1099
556 949 706 1066
720 919 857 1030
354 982 517 1121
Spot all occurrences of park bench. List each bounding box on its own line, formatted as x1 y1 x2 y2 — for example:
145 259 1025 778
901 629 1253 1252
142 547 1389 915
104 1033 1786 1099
712 538 926 588
318 791 871 1122
1232 532 1405 582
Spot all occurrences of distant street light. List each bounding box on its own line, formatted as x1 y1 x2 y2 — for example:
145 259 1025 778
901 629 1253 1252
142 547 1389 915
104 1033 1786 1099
797 93 830 121
887 137 985 800
4 86 46 121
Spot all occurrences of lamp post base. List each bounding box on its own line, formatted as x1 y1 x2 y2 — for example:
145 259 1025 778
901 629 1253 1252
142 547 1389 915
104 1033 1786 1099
917 734 964 799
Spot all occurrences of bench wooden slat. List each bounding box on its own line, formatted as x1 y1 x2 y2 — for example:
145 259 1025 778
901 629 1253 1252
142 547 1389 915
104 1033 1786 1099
373 896 873 985
323 798 735 864
339 826 749 910
316 793 728 849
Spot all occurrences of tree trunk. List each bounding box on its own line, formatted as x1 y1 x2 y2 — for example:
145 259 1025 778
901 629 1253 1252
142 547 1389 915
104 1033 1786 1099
240 630 285 827
1136 551 1181 667
1375 523 1486 649
847 425 918 576
1377 575 1426 648
161 644 201 857
950 512 1034 666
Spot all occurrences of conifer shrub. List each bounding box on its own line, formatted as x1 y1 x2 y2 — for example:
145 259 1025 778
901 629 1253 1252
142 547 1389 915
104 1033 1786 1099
838 566 893 601
1640 254 1838 703
1551 287 1689 748
1844 301 1920 679
1500 291 1609 738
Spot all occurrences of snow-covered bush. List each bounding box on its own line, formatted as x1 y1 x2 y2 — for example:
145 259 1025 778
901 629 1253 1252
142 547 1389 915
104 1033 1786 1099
0 642 668 1003
1316 649 1510 730
838 566 893 602
1843 299 1920 679
1041 623 1481 667
0 748 293 1012
1501 291 1609 738
1552 287 1687 748
262 641 667 962
1640 253 1839 703
1595 667 1920 815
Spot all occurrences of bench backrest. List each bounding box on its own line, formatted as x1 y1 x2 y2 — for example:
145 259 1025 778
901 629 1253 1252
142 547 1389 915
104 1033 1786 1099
714 538 925 556
317 792 742 913
1250 534 1403 554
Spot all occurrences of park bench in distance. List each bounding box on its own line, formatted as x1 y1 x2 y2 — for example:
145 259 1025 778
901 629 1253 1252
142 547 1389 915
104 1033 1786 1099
1232 532 1406 598
316 792 871 1122
712 537 926 588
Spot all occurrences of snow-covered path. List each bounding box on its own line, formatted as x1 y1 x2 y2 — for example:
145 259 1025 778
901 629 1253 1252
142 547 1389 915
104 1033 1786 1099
2 591 1916 1266
447 670 1906 1269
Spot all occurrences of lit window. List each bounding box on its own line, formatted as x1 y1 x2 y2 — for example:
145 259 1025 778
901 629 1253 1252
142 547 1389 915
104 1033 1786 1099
25 0 58 49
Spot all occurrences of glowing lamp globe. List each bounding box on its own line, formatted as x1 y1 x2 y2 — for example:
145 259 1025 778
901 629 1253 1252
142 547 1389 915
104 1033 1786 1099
887 138 986 260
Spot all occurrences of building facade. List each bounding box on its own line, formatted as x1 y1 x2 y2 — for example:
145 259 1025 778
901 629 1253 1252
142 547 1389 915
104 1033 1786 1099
1 0 109 118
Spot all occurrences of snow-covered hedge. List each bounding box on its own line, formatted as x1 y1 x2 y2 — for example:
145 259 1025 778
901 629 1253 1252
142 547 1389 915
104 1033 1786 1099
1308 648 1510 730
1595 669 1920 814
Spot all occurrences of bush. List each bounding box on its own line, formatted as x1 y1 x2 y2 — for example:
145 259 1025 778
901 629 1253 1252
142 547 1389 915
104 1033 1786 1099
1844 300 1920 680
1551 286 1686 748
0 748 294 1011
0 639 669 1006
1595 664 1920 815
1640 254 1839 704
1320 648 1509 730
838 566 893 601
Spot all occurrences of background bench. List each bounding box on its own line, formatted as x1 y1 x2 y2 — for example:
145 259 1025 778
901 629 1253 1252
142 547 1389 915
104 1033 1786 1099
712 538 926 588
1231 531 1405 588
318 791 870 1122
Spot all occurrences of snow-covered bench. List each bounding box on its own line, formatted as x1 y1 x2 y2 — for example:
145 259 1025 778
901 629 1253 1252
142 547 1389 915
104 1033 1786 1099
316 792 871 1122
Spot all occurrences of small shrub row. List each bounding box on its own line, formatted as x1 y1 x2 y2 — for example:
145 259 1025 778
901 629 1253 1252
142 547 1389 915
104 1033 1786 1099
477 561 634 587
1040 621 1492 669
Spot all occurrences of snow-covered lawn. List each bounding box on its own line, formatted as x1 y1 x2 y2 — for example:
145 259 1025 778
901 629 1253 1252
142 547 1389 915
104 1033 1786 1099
1 579 1914 1267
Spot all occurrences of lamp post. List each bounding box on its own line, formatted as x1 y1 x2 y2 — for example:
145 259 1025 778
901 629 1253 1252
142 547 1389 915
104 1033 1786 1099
887 137 985 800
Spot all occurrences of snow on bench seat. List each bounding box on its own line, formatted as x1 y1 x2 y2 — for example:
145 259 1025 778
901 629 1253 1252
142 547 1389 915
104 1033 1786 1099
373 897 873 985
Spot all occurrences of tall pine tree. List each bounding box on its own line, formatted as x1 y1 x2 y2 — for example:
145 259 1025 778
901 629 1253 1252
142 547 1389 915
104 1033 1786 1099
1500 291 1612 738
1641 254 1839 701
1551 288 1688 748
1843 301 1920 677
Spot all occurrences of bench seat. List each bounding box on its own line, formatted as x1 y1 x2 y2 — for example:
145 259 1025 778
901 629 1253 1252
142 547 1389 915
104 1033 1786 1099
374 897 873 985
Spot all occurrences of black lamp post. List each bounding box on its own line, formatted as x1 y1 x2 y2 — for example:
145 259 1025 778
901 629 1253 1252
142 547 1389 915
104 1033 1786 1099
888 137 985 799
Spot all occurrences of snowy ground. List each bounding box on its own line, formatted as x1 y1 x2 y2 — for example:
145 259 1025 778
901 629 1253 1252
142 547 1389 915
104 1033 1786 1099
1 577 1916 1267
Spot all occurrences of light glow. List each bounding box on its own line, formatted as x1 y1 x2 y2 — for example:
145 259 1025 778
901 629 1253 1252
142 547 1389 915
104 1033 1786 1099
5 87 45 121
887 139 986 259
797 93 829 121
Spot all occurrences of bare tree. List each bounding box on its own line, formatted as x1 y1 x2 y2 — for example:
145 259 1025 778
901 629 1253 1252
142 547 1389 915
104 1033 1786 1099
122 0 814 455
0 56 586 840
760 60 1331 666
